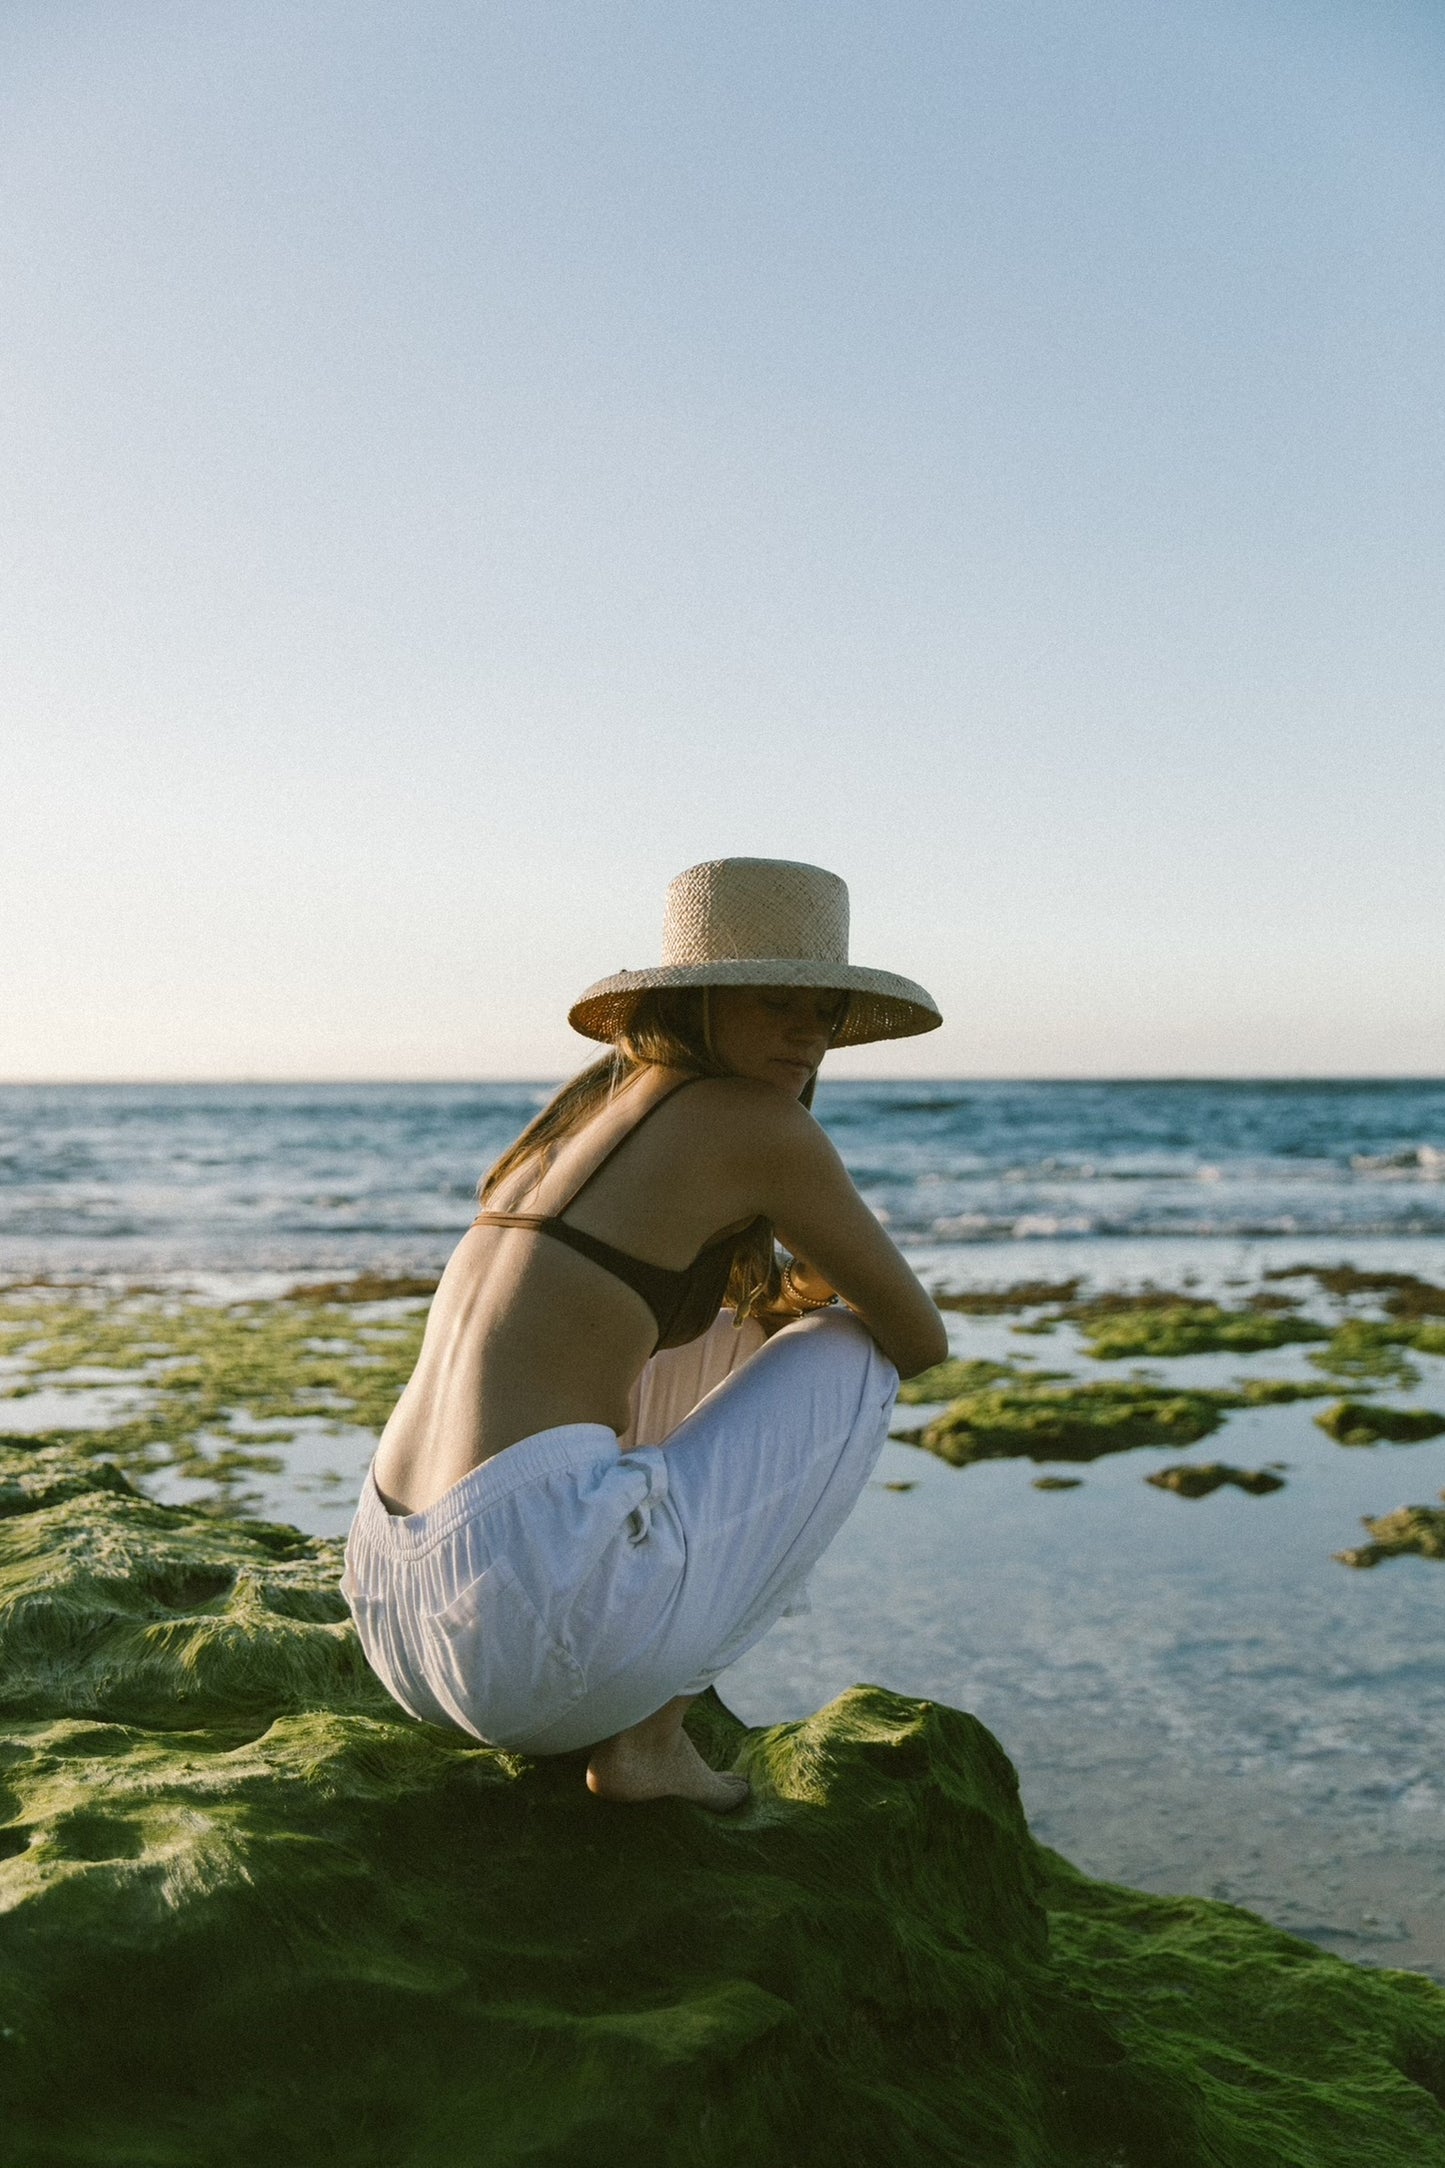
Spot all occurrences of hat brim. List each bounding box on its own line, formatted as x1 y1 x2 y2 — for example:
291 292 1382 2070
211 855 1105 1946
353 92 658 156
568 960 942 1048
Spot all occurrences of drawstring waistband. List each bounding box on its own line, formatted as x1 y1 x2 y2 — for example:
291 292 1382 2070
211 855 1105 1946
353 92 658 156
357 1423 625 1556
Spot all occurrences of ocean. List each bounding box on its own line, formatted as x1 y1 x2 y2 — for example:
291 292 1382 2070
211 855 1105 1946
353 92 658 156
3 1076 1444 1278
4 1076 1445 1977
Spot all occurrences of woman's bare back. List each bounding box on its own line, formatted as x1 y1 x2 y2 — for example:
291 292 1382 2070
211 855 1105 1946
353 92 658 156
371 1061 947 1516
370 1069 760 1513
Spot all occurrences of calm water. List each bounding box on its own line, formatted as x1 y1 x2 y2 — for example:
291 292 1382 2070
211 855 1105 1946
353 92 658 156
4 1078 1445 1976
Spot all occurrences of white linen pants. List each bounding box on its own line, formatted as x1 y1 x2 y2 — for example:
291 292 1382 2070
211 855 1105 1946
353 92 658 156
342 1307 898 1754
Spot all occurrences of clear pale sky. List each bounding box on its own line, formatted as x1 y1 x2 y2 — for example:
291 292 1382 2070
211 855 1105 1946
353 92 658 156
4 0 1442 1081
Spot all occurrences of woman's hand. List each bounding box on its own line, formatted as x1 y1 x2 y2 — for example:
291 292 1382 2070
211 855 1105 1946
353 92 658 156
755 1254 839 1336
781 1255 838 1311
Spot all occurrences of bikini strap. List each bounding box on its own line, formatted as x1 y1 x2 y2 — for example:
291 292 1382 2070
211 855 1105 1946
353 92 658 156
475 1073 707 1226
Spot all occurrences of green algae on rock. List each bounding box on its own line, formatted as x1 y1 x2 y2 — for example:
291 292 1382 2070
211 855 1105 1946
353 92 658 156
4 1444 1445 2165
0 1283 428 1512
1066 1300 1330 1361
897 1380 1228 1468
0 1445 373 1731
896 1355 1061 1405
932 1279 1081 1314
1316 1402 1445 1447
1146 1463 1287 1500
1229 1376 1335 1405
1268 1264 1445 1320
288 1272 441 1303
1032 1475 1084 1491
1305 1316 1445 1390
896 1375 1335 1471
1308 1319 1425 1388
1336 1494 1445 1570
4 1441 1445 2167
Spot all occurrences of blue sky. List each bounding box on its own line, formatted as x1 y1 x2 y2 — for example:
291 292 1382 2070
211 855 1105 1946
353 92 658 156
4 0 1442 1078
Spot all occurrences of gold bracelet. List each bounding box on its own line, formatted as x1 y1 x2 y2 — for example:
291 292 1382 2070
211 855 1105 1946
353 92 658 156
782 1258 839 1313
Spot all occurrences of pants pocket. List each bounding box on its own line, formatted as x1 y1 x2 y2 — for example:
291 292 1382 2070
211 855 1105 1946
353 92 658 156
419 1557 587 1746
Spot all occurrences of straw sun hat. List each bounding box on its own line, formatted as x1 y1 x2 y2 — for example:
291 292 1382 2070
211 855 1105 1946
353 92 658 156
568 858 941 1049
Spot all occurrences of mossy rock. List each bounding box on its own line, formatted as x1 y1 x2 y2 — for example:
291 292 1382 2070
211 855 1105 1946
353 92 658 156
1146 1463 1287 1500
1269 1265 1445 1320
1230 1376 1334 1406
1337 1495 1445 1570
1069 1302 1330 1361
1316 1403 1445 1447
3 1445 1445 2164
0 1284 429 1512
901 1381 1228 1468
897 1356 1057 1405
1308 1319 1445 1389
933 1280 1081 1314
287 1273 440 1303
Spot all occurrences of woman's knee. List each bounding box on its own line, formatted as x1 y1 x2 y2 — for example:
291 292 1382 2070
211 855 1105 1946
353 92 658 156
768 1305 898 1413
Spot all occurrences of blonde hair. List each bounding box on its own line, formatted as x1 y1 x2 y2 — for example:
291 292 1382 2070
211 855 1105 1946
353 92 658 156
479 987 841 1322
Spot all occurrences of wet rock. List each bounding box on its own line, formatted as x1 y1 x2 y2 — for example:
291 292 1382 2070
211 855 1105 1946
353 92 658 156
1308 1320 1426 1389
1316 1403 1445 1447
932 1279 1081 1313
1231 1377 1334 1405
1336 1494 1445 1569
1065 1300 1330 1361
0 1284 427 1515
287 1273 440 1303
1032 1476 1084 1491
3 1441 1445 2164
1146 1463 1287 1499
898 1381 1228 1468
896 1355 1058 1404
1268 1265 1445 1320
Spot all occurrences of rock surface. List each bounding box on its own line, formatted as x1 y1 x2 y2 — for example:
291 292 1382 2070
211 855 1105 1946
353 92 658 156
3 1440 1445 2165
1146 1462 1287 1499
1065 1299 1329 1361
897 1380 1229 1466
1316 1401 1445 1446
1336 1493 1445 1570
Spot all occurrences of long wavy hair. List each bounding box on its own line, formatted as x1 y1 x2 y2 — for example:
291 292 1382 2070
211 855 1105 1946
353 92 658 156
479 987 843 1322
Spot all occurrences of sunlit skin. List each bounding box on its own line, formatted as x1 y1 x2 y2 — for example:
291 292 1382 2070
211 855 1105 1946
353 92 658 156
370 981 947 1810
704 988 842 1312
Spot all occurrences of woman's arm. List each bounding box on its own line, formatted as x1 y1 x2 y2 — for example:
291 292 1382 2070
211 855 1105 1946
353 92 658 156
740 1092 949 1378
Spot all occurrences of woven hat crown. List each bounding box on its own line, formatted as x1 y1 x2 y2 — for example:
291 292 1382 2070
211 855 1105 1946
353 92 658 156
567 853 941 1046
662 859 849 967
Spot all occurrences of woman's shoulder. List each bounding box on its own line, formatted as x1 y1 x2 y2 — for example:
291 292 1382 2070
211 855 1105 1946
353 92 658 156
662 1074 818 1150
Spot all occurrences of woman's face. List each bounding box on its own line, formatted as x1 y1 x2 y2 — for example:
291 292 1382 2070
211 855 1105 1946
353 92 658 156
708 986 838 1097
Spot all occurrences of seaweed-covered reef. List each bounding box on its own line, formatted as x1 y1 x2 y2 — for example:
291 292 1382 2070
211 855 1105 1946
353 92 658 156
1066 1299 1329 1361
1336 1495 1445 1570
896 1380 1230 1467
1316 1402 1445 1447
1269 1266 1445 1320
1146 1462 1287 1500
4 1439 1445 2165
6 1277 1441 1508
0 1281 428 1512
926 1274 1445 1372
894 1373 1327 1471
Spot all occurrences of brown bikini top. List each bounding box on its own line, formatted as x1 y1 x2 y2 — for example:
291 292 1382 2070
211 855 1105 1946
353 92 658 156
473 1076 766 1350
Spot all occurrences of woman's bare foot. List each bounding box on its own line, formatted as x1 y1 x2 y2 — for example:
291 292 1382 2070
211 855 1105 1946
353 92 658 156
586 1696 750 1812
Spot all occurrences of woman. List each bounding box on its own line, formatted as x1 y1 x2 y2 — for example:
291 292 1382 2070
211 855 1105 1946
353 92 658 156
343 857 948 1810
